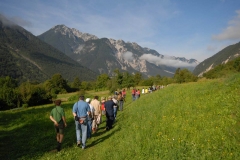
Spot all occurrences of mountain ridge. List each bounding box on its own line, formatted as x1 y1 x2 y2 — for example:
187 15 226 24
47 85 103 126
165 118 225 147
0 15 97 83
38 24 199 77
193 41 240 76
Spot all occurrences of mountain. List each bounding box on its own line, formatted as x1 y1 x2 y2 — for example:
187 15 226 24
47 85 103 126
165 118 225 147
193 42 240 76
38 25 199 77
0 15 97 83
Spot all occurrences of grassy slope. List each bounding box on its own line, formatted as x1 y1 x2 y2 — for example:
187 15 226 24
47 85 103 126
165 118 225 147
0 74 239 159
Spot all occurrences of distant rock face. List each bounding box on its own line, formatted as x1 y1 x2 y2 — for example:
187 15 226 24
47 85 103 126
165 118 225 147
52 25 98 41
38 25 199 77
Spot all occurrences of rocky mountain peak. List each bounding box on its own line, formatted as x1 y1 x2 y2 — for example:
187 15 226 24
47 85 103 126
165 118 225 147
52 24 98 41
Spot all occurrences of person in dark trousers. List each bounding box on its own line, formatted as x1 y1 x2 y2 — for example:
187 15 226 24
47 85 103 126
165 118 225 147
50 100 67 151
104 96 116 130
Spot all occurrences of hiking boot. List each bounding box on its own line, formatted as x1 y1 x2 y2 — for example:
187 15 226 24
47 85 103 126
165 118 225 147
77 141 81 147
56 143 61 151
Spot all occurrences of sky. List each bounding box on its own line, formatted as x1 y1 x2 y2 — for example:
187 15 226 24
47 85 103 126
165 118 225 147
0 0 240 62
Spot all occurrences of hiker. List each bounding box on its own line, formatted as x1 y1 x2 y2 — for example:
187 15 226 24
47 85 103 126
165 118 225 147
145 88 148 94
90 96 101 133
49 99 67 151
118 91 124 111
135 89 140 99
142 88 145 94
72 95 91 149
101 97 106 115
104 96 115 130
86 98 94 139
131 88 136 101
112 95 118 122
122 88 126 99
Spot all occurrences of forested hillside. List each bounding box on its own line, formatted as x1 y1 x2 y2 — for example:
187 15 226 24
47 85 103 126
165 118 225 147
193 41 240 76
0 15 97 83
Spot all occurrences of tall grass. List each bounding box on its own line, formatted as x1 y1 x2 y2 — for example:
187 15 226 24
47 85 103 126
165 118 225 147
0 74 239 159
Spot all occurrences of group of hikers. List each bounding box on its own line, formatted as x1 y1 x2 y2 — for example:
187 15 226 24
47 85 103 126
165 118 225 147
131 86 158 101
49 89 126 151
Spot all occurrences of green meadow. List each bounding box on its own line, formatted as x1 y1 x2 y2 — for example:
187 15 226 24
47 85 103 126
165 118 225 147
0 74 239 159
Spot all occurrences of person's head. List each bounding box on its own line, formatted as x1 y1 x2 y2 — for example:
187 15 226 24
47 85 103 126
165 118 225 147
108 95 112 100
101 97 106 103
86 98 91 103
79 95 85 100
94 96 99 100
54 99 61 106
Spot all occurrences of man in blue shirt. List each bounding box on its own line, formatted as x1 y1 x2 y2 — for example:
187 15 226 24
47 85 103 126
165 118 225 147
72 95 91 149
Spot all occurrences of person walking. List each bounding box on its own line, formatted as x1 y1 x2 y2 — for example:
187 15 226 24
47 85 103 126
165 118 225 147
90 96 101 133
104 96 115 130
72 95 91 149
142 88 145 94
118 91 124 111
50 100 67 151
86 98 94 139
131 88 136 101
101 97 106 115
122 89 126 99
112 95 118 122
135 89 140 99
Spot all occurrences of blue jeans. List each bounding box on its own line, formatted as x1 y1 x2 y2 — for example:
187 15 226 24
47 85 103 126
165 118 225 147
75 120 87 148
119 100 124 111
132 94 135 101
135 95 139 100
87 120 92 138
113 107 118 119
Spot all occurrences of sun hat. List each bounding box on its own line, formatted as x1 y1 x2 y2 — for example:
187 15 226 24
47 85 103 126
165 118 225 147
86 98 91 103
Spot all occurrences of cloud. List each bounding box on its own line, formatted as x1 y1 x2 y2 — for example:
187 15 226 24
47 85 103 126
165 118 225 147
207 45 217 52
212 10 240 41
8 16 32 27
139 54 197 68
122 51 134 61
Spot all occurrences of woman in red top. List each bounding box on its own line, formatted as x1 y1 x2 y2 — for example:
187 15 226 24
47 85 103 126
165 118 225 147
101 97 106 115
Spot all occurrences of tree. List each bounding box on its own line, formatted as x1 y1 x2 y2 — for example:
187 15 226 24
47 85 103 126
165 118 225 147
0 76 18 110
18 81 33 107
133 72 142 85
174 68 198 83
81 81 91 90
122 72 134 89
233 57 240 72
28 84 52 106
96 73 109 90
114 69 123 88
72 77 81 90
47 73 69 94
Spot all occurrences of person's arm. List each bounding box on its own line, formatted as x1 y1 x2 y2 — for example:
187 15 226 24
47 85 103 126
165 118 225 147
87 104 91 115
62 116 67 127
73 112 76 117
50 115 58 126
98 102 101 115
72 102 77 118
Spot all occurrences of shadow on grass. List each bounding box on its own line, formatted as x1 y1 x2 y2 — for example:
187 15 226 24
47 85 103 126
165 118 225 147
87 120 121 149
0 103 77 159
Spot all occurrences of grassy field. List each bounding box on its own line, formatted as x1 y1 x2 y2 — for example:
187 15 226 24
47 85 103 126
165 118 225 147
0 74 239 159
